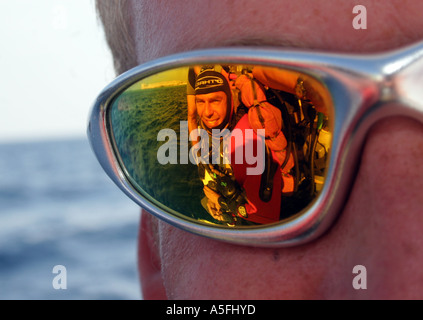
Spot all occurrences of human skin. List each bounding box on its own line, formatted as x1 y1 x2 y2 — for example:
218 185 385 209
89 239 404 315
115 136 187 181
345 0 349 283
134 0 423 299
196 92 228 129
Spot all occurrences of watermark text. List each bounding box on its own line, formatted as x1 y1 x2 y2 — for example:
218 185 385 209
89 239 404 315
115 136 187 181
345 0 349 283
157 121 265 175
353 5 367 29
352 265 367 290
52 265 67 290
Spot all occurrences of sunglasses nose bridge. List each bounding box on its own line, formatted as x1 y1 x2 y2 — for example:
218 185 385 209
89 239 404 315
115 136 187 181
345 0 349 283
393 56 423 121
370 42 423 122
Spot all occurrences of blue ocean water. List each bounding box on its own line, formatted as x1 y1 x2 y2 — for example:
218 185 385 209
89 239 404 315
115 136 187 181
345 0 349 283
0 138 142 300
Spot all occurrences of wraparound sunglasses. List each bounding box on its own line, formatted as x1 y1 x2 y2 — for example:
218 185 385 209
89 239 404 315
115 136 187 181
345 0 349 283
88 41 423 247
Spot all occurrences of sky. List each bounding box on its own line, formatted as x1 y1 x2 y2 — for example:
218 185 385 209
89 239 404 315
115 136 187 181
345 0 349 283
0 0 115 142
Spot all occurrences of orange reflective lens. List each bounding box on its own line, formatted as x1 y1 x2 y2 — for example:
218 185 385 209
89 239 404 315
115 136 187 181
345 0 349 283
109 64 333 228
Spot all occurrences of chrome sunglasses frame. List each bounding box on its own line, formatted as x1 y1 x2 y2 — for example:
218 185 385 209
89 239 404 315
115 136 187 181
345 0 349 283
88 41 423 247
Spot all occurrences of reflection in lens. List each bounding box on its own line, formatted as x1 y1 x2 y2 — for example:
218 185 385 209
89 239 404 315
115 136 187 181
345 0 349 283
110 65 332 228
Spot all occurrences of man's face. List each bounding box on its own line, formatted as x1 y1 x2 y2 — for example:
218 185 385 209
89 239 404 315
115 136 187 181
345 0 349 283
195 91 228 129
132 0 423 299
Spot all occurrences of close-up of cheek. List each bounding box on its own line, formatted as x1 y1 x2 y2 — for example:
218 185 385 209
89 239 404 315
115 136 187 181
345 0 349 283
156 220 337 300
130 0 423 300
323 118 423 299
6 0 423 303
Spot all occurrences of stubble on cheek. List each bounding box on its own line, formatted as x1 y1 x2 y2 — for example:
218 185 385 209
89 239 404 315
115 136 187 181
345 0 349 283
157 220 338 299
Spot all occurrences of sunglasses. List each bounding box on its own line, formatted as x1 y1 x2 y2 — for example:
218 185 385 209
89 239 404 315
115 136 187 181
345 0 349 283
88 42 423 247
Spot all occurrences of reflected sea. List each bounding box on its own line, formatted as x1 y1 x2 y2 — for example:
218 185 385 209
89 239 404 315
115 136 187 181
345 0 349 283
0 138 141 300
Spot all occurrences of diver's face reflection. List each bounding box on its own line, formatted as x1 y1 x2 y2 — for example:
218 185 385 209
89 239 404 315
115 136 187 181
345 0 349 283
196 91 228 129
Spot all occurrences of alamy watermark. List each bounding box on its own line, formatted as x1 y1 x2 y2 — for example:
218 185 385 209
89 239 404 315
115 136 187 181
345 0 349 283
157 121 266 175
52 265 67 290
353 5 367 30
352 265 367 290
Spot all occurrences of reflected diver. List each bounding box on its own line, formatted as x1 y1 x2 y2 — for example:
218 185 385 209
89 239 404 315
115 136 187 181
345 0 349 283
110 64 332 228
187 66 328 226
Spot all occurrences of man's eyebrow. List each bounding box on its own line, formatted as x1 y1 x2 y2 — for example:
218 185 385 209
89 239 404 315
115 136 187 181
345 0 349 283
183 35 310 53
217 37 308 49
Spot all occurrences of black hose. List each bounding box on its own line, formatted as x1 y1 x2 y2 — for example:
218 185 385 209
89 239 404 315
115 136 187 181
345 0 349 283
271 89 293 170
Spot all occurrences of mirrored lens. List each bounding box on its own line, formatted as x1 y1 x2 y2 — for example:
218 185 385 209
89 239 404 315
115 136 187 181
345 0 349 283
109 64 333 228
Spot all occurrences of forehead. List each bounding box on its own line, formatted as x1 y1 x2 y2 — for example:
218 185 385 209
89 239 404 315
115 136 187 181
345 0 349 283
129 0 423 63
195 91 227 100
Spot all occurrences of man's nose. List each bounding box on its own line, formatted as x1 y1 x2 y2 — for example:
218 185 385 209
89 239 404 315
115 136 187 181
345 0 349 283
323 116 423 299
203 101 214 117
